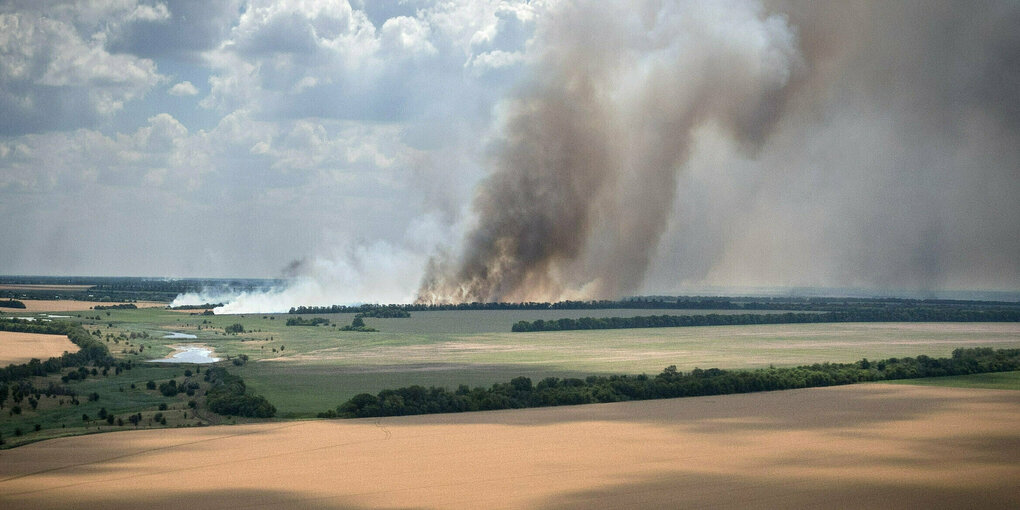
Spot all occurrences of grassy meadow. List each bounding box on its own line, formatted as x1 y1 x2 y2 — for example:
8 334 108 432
888 370 1020 390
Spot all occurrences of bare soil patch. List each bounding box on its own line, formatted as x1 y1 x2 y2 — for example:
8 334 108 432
0 331 77 364
0 384 1016 509
0 300 164 313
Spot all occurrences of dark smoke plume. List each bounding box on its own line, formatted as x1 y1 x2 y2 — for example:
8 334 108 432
419 0 1020 303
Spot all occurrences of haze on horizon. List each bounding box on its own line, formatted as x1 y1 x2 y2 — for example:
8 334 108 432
1 0 1018 306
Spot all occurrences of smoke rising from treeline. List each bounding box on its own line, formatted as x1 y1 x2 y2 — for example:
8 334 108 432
418 0 1020 303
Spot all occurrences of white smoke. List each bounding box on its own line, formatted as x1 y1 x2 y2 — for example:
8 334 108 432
173 215 453 314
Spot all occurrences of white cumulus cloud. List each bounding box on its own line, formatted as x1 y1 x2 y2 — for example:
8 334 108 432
0 8 164 133
168 80 199 96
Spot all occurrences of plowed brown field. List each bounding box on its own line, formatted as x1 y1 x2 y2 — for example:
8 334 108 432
1 384 1017 509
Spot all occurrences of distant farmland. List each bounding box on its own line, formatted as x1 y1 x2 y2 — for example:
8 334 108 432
236 315 1020 416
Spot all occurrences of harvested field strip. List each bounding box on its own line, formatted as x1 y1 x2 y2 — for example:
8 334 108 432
0 285 93 292
0 300 163 313
0 384 1017 509
0 331 77 365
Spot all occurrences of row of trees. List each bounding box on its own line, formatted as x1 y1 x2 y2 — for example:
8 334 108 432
289 302 549 314
327 348 1020 418
169 303 223 310
511 308 1020 332
92 304 137 310
290 297 1020 315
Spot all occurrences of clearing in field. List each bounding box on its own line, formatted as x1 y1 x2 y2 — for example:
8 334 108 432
0 331 77 365
0 383 1016 509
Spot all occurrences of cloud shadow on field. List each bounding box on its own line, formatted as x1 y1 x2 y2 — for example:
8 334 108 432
4 488 423 510
534 469 1020 510
2 385 1017 510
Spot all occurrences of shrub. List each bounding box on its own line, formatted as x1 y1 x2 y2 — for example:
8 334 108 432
204 367 275 418
158 380 182 397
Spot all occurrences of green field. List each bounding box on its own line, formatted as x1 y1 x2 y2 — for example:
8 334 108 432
889 371 1020 390
3 306 1020 436
34 309 1020 410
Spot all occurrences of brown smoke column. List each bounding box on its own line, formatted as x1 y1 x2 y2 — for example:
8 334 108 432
418 0 1020 303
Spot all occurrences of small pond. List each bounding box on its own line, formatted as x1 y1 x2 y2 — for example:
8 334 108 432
149 344 221 364
163 332 198 339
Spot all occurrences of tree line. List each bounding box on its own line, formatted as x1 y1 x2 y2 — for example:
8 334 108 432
169 303 223 310
355 308 410 318
0 299 26 309
325 348 1020 418
290 296 1020 315
92 303 137 310
511 308 1020 332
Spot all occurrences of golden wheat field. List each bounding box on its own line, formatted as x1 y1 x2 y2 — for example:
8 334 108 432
0 332 78 365
1 383 1017 509
0 300 164 313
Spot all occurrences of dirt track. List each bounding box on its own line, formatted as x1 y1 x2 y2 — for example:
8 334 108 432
1 384 1017 509
0 332 78 364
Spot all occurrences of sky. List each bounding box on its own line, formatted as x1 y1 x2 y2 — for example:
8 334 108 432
1 0 1018 305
